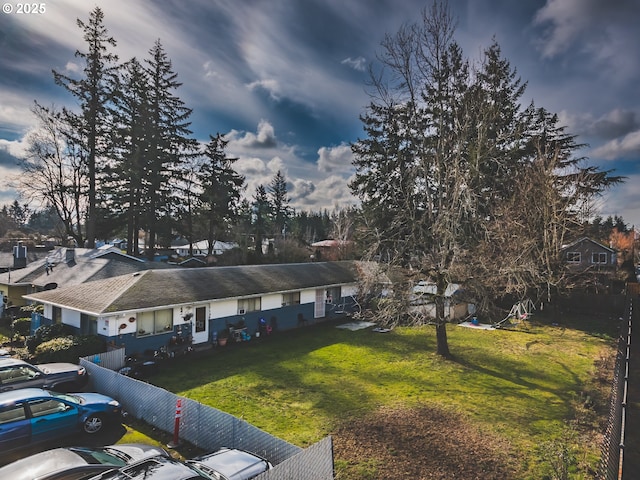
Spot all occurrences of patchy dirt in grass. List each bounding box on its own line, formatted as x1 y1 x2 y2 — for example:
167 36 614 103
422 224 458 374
332 405 518 480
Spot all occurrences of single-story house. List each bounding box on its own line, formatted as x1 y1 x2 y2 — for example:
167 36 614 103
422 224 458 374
170 240 238 257
561 237 616 271
310 239 354 261
409 281 473 320
0 242 49 273
23 261 364 355
0 246 173 310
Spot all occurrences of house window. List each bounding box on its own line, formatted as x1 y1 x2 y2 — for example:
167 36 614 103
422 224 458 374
137 309 173 336
195 306 206 333
238 297 261 315
566 252 581 263
592 252 607 264
282 291 301 306
326 287 341 304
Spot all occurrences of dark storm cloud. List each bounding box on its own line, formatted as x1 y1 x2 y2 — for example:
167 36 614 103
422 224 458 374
0 147 20 167
0 0 639 226
590 110 639 141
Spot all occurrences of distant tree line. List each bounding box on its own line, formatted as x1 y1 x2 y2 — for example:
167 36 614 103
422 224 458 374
14 7 353 262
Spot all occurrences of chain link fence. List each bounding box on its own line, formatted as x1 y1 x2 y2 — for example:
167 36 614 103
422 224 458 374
597 297 634 480
80 358 334 479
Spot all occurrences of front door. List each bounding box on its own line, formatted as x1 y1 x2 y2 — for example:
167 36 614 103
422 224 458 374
314 289 326 318
191 306 208 344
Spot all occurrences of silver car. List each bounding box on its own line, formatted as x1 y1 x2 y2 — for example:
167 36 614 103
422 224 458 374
0 358 88 392
187 447 272 480
0 444 169 480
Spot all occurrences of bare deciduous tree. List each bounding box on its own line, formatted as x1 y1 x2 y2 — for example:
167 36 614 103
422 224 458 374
19 103 88 246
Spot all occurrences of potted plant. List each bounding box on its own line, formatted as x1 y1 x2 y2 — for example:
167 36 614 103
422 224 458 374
217 329 229 346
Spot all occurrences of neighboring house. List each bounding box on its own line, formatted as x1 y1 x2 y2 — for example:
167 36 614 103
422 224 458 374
562 237 617 271
0 243 49 273
0 246 173 310
170 240 238 257
409 281 473 320
23 261 363 355
311 239 354 261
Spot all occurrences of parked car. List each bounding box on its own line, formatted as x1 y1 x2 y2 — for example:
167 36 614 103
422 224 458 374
0 358 88 392
85 448 272 480
0 443 169 480
187 447 272 480
0 388 123 451
85 455 213 480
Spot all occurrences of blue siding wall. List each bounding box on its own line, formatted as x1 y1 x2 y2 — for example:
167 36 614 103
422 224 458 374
209 302 316 342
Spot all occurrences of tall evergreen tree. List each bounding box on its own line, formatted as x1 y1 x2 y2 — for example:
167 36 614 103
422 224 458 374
351 1 621 357
142 39 198 258
252 185 271 259
53 7 119 248
198 133 245 256
268 170 292 238
106 58 152 255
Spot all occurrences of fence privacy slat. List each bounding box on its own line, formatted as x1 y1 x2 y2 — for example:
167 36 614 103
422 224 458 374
79 357 333 478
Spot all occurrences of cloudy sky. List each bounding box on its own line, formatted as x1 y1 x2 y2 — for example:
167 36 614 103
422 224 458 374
1 0 639 228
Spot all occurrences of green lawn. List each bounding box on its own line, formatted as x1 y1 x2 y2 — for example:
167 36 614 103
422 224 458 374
150 312 616 478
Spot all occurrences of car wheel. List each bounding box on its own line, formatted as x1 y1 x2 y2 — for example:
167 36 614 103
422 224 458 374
83 414 103 434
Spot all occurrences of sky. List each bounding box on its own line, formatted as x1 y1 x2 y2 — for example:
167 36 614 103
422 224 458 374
0 0 639 229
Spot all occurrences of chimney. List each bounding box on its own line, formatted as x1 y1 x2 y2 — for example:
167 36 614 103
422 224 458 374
13 242 27 269
65 247 76 265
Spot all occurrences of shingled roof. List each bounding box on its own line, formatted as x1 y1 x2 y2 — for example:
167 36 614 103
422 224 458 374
0 246 173 288
24 261 359 315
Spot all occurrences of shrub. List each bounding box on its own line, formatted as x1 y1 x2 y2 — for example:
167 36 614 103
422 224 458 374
34 335 106 363
34 337 75 363
11 317 32 338
27 323 75 353
72 335 106 358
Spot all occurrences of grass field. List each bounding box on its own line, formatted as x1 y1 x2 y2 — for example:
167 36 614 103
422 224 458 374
0 310 617 477
148 311 618 478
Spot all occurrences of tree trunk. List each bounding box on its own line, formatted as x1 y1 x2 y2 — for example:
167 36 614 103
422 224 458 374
435 322 451 358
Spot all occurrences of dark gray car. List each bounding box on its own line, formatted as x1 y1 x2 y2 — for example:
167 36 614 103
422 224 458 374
0 358 88 392
0 444 169 480
187 447 272 480
85 448 272 480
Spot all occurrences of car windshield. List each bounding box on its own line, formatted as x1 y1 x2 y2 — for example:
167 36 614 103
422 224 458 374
70 447 129 467
94 458 213 480
187 462 227 480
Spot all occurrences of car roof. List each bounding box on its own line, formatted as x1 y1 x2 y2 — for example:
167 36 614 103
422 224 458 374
0 357 29 367
0 448 89 478
0 388 52 404
89 456 207 480
190 448 269 480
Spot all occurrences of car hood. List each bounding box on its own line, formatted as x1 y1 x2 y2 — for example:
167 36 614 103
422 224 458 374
107 444 169 462
0 448 88 480
37 362 83 374
190 448 271 480
73 391 120 405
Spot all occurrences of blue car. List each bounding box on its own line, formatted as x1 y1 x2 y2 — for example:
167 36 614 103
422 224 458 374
0 388 123 451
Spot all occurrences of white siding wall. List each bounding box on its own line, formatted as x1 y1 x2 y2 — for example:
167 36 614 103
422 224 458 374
210 299 238 318
300 289 316 304
64 308 81 329
342 284 358 297
100 314 136 336
262 293 281 310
